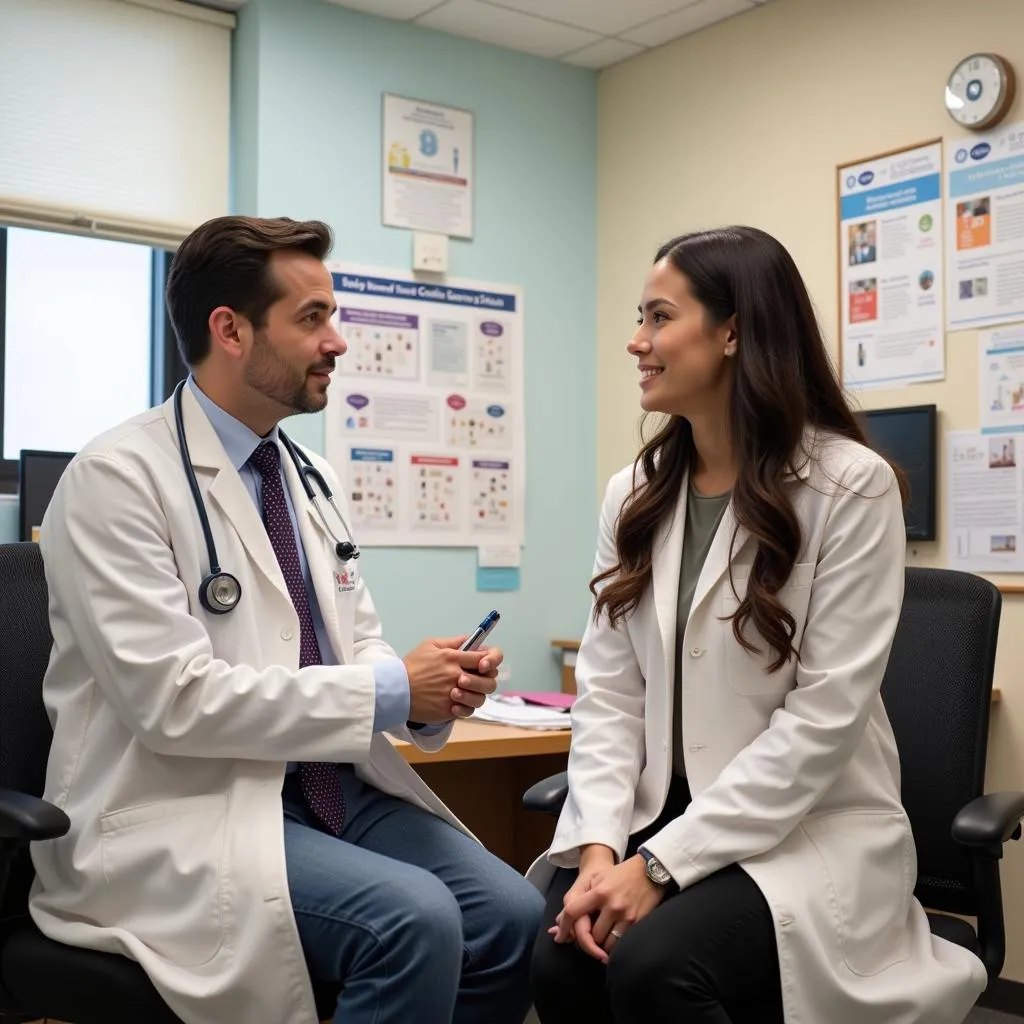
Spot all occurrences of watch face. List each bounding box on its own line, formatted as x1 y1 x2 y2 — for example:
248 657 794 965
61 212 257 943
946 54 1010 128
646 856 672 885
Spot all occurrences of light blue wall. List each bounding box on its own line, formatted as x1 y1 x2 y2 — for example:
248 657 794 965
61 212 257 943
233 0 598 690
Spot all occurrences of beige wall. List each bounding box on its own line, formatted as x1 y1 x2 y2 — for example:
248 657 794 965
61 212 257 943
596 0 1024 980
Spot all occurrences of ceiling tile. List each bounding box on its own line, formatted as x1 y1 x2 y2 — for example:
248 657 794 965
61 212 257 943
416 0 602 58
322 0 447 19
621 0 755 46
484 0 698 37
562 38 647 70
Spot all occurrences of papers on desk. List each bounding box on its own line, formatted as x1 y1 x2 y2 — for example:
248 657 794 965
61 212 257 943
473 694 571 730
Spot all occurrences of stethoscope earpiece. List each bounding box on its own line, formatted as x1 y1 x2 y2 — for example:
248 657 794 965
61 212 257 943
174 380 359 616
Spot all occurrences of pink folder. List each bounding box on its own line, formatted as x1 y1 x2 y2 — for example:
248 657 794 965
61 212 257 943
502 690 575 710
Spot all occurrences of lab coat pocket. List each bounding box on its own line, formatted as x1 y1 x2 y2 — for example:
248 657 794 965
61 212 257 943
100 793 229 966
720 561 814 696
802 810 914 976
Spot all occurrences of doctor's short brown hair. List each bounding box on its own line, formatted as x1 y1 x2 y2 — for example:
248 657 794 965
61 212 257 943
166 216 334 366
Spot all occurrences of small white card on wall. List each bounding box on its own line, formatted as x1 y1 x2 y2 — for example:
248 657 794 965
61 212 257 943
477 543 521 568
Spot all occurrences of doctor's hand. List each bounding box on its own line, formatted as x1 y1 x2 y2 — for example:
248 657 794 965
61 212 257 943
403 638 500 724
555 854 665 963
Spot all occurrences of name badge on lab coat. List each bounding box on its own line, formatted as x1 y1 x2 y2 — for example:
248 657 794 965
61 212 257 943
334 567 357 593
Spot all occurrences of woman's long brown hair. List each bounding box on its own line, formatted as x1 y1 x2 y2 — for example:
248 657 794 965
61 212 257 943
592 226 905 672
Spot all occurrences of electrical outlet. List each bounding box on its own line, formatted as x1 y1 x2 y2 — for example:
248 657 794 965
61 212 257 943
413 231 449 273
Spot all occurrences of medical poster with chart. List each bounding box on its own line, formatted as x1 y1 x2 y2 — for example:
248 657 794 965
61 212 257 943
382 94 474 238
838 142 945 390
948 430 1024 572
979 325 1024 433
947 122 1024 329
324 263 524 549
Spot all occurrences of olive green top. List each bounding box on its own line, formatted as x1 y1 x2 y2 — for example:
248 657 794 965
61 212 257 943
673 483 730 777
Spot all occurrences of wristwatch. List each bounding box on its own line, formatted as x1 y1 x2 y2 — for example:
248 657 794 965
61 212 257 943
638 847 679 895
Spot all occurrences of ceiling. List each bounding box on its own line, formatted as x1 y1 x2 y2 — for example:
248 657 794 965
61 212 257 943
309 0 772 69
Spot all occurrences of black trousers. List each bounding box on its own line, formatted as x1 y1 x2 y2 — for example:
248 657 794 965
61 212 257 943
531 777 784 1024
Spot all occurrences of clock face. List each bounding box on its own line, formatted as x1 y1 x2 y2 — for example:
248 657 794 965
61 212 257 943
946 54 1014 130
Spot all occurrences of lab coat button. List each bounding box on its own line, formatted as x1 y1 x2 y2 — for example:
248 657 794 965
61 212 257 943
281 626 294 641
689 646 704 658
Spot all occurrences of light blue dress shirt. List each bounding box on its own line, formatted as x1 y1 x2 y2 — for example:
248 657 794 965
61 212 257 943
188 378 411 735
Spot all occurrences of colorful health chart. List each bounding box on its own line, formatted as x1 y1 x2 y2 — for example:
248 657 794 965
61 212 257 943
325 264 525 548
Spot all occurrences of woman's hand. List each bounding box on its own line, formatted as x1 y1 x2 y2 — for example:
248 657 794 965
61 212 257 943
556 854 667 963
549 844 616 946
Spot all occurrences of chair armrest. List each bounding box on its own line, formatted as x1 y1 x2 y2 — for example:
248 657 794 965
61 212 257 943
952 791 1024 849
523 772 568 816
0 788 69 843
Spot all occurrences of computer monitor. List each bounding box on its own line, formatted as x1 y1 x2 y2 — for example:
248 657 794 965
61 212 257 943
19 450 74 542
857 404 937 542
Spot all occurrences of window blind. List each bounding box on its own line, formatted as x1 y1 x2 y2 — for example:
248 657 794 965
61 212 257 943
0 0 233 247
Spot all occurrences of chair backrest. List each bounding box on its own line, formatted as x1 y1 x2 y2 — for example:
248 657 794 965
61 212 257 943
0 543 55 920
881 567 1000 916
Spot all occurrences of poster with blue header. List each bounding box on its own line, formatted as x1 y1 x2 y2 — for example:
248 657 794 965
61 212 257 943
946 122 1024 330
838 141 945 391
324 263 524 549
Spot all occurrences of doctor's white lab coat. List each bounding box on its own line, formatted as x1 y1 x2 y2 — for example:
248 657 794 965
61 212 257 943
30 387 466 1024
528 431 987 1024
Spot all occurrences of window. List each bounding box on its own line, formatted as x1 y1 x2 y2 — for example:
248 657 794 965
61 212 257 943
0 226 186 490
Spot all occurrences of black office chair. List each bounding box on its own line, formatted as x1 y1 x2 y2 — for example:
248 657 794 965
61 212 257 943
524 566 1024 983
0 542 339 1023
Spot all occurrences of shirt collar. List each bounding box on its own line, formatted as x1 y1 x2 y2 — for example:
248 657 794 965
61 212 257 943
187 376 279 473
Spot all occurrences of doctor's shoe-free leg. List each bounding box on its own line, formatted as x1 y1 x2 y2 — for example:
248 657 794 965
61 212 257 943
284 809 464 1024
334 766 545 1024
284 767 543 1024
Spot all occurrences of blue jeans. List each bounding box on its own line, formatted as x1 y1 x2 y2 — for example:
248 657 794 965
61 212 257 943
283 767 543 1024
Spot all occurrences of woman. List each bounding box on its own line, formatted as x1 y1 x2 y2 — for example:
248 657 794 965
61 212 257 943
529 227 987 1024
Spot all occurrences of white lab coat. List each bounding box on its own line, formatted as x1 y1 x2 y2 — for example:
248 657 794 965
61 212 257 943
29 387 466 1024
528 430 987 1024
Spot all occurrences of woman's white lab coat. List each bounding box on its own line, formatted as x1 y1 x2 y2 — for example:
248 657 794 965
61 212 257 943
528 431 987 1024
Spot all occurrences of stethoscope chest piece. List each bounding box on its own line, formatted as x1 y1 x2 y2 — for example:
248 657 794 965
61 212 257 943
200 570 242 615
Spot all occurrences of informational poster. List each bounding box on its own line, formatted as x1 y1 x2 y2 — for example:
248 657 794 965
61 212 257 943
979 325 1024 433
325 264 524 549
946 122 1024 330
838 142 945 390
382 94 474 239
948 429 1024 572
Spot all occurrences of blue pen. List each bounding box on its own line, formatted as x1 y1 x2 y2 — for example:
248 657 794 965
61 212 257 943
461 610 500 651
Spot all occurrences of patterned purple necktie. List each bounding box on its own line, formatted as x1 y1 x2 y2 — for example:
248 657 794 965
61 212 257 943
249 441 344 836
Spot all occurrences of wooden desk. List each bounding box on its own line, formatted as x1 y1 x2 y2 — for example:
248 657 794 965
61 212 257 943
390 721 570 873
391 719 571 763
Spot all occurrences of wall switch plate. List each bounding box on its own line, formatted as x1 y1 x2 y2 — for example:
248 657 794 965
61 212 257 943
413 231 449 273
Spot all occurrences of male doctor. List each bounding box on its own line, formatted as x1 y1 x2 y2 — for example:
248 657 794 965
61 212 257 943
30 215 543 1024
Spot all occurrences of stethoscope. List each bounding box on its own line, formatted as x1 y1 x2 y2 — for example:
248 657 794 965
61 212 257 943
173 380 360 616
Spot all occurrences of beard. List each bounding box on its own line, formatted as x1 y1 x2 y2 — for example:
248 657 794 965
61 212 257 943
244 329 331 415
